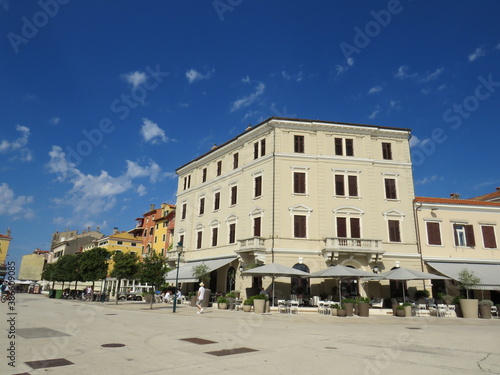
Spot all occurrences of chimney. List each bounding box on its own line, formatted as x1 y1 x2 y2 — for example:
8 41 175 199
246 124 252 131
150 204 155 211
211 144 217 150
113 227 119 234
496 187 500 191
450 193 460 199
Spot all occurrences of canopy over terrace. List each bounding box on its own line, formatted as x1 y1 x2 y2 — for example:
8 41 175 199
241 263 310 306
427 262 500 290
164 256 237 283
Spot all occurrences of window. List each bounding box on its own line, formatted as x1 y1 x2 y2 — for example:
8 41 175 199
254 142 259 159
294 215 307 238
294 135 304 153
131 242 136 246
179 234 184 247
382 143 392 160
233 153 239 169
202 168 207 183
388 220 401 242
229 223 236 244
348 176 358 196
199 197 205 215
117 241 123 245
384 178 397 199
335 138 354 156
196 231 202 249
337 217 360 238
183 176 188 190
453 224 475 247
156 223 159 230
253 217 261 237
149 227 154 236
216 161 222 176
260 139 266 156
426 222 441 245
230 185 238 205
294 172 306 194
482 226 497 249
345 139 354 156
214 191 220 211
181 203 187 220
254 175 262 198
335 175 345 196
334 138 343 156
154 236 157 243
212 227 218 247
162 234 166 242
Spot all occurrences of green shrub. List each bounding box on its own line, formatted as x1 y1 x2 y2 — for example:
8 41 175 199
188 292 196 297
217 296 228 304
402 302 412 307
342 298 356 304
396 305 405 310
252 293 268 301
225 292 236 298
479 299 493 307
452 295 463 305
356 297 370 303
331 303 340 309
243 298 253 305
415 290 430 300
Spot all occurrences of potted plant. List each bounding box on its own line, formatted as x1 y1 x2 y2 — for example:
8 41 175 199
331 303 340 316
356 297 370 317
343 298 355 316
225 292 236 309
252 294 267 314
242 298 253 312
232 290 241 299
402 302 413 317
337 304 347 317
458 268 480 318
188 292 197 307
479 300 493 319
217 296 228 309
441 294 453 306
414 289 430 302
452 295 463 318
396 305 405 317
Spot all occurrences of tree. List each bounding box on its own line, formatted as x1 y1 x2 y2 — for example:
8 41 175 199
51 255 79 289
192 263 210 285
79 247 110 289
458 268 481 299
41 262 56 289
110 252 140 304
137 252 169 310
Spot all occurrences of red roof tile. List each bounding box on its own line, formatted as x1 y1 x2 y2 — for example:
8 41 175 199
415 196 500 207
469 189 500 201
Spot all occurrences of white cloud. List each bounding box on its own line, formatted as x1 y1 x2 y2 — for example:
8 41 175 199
0 124 32 161
136 184 147 196
121 71 147 88
230 81 265 112
46 146 163 219
241 76 251 84
49 117 60 125
418 68 444 83
468 46 486 62
368 108 380 119
140 118 168 144
394 65 416 79
496 43 500 50
368 86 382 94
346 57 354 67
415 175 441 185
334 64 348 77
0 183 34 219
186 68 214 84
281 70 304 82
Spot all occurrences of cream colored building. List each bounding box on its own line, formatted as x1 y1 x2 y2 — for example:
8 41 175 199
19 250 49 281
0 229 12 282
415 196 500 302
173 117 419 300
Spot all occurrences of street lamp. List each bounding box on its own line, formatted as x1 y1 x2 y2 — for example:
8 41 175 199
172 242 184 313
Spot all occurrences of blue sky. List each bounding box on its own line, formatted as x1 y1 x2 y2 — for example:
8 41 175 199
1 1 499 272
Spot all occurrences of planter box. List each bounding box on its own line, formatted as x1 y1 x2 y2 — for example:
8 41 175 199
345 303 354 317
337 309 346 317
404 306 412 317
358 303 370 317
242 305 252 312
460 299 478 318
253 299 266 314
396 309 405 317
218 303 228 310
479 305 492 319
190 296 197 307
331 308 338 316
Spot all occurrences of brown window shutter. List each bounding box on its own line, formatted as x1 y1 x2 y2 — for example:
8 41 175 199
254 217 261 237
335 175 345 196
197 231 202 249
229 223 236 243
212 228 218 246
465 225 475 247
255 176 262 197
335 138 343 155
294 215 306 238
348 175 358 197
482 226 497 248
389 220 401 242
350 218 360 238
337 217 347 238
452 224 459 246
199 198 205 215
385 179 397 199
427 222 441 245
294 172 305 194
345 139 354 156
254 142 259 159
261 139 266 156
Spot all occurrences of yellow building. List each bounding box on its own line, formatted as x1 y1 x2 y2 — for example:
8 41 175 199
152 204 176 256
19 250 49 281
0 229 12 282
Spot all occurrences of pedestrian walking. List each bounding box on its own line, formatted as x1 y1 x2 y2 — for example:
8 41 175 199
196 282 205 314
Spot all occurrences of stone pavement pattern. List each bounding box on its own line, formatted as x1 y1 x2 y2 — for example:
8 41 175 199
1 294 500 375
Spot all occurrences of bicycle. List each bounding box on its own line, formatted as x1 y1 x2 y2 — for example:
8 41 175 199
1 291 13 303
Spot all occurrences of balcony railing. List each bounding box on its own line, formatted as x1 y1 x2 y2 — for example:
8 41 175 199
238 237 266 251
323 237 384 262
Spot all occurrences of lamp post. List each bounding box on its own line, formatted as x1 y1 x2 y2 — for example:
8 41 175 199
172 242 184 313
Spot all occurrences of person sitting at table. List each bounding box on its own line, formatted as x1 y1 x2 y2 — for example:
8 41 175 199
163 290 171 303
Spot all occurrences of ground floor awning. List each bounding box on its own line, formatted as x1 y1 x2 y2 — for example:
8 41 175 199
426 262 500 290
164 256 237 283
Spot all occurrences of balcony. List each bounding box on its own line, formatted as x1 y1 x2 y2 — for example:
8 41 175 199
236 237 266 264
322 237 384 263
